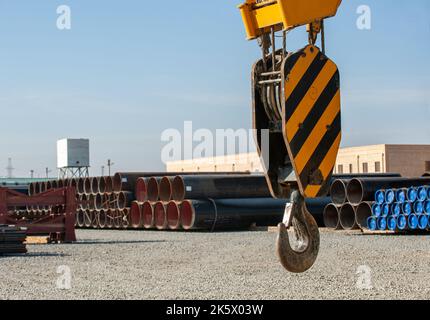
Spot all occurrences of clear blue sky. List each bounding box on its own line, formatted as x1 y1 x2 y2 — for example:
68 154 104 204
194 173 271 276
0 0 429 177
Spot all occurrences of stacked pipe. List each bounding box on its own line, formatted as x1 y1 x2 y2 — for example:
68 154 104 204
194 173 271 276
367 185 430 232
0 225 27 255
130 174 330 232
324 175 430 232
28 172 253 230
29 176 134 230
74 176 134 230
323 174 403 230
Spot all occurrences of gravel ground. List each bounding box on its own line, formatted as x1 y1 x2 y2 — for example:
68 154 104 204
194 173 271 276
1 229 430 300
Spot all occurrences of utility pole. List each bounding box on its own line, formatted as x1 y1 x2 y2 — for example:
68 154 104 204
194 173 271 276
30 170 34 179
101 166 105 177
6 158 14 178
107 159 114 176
45 167 52 179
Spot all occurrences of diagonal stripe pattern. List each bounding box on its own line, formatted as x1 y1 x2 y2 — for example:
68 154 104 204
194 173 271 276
282 45 342 198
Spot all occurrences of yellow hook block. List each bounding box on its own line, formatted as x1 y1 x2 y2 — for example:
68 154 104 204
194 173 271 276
238 0 342 40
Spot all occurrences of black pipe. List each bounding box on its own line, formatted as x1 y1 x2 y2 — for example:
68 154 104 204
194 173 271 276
305 197 331 227
330 174 401 205
323 204 341 230
339 203 359 230
330 179 350 205
356 202 373 229
113 172 251 193
180 198 287 231
172 175 270 202
347 178 430 205
177 197 327 230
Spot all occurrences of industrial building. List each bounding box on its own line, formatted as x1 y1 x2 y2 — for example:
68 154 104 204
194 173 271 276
167 144 430 178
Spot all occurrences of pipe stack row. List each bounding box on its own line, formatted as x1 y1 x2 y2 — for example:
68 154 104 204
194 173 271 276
367 185 430 232
0 225 27 255
131 174 283 231
129 174 329 231
324 177 430 231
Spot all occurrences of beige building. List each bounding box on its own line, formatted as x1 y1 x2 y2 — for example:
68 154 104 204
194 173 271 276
167 145 430 178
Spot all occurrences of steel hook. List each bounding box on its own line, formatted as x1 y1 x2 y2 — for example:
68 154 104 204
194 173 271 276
276 191 320 273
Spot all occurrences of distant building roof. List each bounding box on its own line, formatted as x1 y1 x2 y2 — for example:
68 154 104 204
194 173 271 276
0 178 54 186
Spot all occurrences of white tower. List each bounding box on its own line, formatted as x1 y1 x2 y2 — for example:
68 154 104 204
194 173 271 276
57 139 90 179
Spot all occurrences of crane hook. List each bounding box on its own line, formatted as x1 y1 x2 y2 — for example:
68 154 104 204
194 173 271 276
276 191 320 273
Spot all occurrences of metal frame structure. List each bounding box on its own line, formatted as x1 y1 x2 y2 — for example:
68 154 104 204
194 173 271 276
58 166 90 180
0 187 77 243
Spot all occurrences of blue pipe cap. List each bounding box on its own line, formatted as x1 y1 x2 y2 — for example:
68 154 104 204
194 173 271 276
402 202 412 215
414 201 425 214
367 217 378 231
372 204 382 217
407 187 418 202
377 217 387 231
397 215 408 230
395 189 407 203
425 201 430 214
387 216 397 231
385 189 395 204
375 190 386 205
417 187 428 202
408 215 419 230
382 204 391 217
418 215 429 230
393 203 401 217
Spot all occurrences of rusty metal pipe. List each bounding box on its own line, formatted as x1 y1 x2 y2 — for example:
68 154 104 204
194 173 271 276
98 177 107 194
75 178 84 194
84 178 92 194
130 201 143 229
147 177 161 202
98 209 108 229
135 177 148 202
105 176 113 193
106 209 115 229
77 209 85 228
117 191 135 210
91 177 99 194
154 201 168 230
83 209 92 228
119 208 131 229
142 201 155 229
167 201 181 230
95 193 104 210
159 177 173 202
